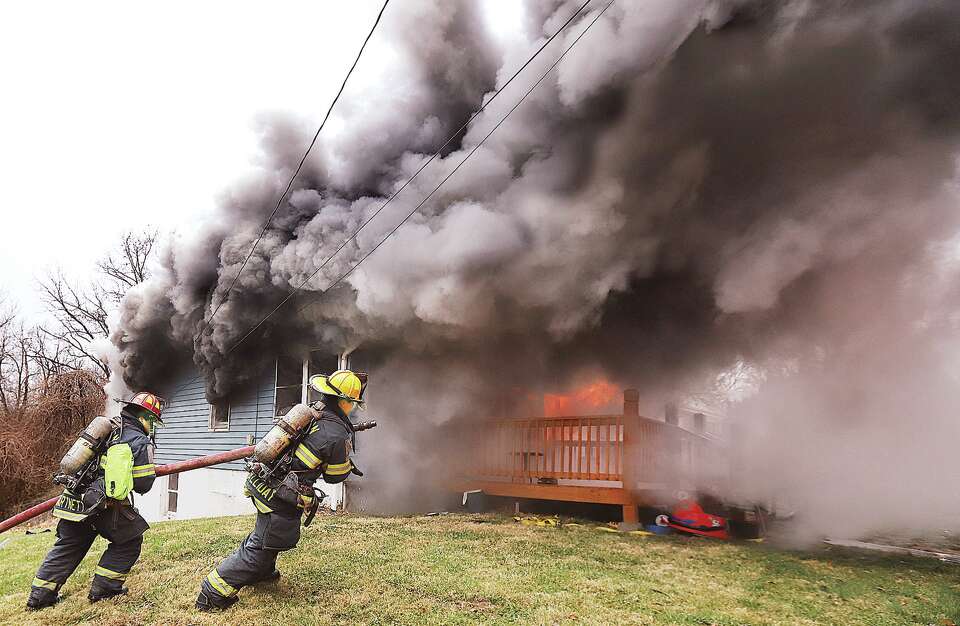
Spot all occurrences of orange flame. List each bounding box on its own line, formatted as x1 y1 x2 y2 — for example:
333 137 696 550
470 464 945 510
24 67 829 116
543 378 619 417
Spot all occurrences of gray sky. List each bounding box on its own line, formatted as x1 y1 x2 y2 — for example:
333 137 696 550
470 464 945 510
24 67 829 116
0 1 511 318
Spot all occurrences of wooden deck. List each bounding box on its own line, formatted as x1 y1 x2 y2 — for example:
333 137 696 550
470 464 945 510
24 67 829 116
454 390 725 523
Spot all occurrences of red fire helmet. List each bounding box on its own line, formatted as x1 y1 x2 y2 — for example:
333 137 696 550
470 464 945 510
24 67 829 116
126 392 166 424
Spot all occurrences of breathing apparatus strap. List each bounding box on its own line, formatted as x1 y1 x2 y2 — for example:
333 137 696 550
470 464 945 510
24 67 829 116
253 414 318 487
303 490 323 527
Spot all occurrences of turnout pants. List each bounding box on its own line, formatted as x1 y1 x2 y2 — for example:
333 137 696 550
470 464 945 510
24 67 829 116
32 508 148 597
201 509 301 602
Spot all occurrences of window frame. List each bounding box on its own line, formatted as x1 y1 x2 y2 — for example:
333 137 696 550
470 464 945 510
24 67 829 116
274 350 344 415
273 357 307 417
307 350 341 405
166 473 179 515
209 399 230 432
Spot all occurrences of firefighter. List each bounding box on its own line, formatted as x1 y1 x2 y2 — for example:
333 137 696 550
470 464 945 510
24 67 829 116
196 369 363 612
26 392 163 610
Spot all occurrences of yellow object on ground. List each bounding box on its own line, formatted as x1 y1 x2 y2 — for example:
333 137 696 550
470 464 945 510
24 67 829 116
514 516 559 527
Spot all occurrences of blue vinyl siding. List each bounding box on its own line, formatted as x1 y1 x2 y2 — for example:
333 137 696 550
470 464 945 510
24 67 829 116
156 368 276 470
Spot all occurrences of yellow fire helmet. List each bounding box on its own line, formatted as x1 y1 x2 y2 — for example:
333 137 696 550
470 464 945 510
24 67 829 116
309 369 365 408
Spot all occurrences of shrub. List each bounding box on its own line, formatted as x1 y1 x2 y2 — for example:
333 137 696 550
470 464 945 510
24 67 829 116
0 370 105 517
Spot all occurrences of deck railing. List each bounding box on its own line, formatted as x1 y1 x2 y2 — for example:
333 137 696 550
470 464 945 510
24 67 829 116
460 412 720 488
452 390 728 521
470 414 624 482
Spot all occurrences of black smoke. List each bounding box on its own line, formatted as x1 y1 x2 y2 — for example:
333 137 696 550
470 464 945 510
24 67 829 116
110 0 960 530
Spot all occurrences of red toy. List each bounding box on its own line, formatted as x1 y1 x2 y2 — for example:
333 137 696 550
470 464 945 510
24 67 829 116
666 499 731 540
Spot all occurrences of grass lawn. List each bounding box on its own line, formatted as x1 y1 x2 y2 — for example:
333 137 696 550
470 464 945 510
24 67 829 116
0 513 957 625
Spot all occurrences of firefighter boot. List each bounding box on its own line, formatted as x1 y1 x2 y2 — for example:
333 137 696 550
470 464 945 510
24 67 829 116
26 587 59 610
195 590 239 612
88 582 128 603
258 569 281 584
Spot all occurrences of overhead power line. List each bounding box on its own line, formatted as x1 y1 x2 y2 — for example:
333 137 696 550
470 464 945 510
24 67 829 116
276 0 594 314
170 0 612 402
224 0 614 356
205 0 391 326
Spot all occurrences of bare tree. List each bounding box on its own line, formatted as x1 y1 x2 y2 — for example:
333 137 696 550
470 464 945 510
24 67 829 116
38 272 111 377
27 325 80 380
0 297 14 337
0 319 36 414
37 228 158 378
97 228 157 302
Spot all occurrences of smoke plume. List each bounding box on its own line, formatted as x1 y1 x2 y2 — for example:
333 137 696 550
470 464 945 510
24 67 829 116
111 0 960 533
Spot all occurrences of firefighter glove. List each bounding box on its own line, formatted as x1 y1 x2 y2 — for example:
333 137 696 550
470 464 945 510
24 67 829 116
297 492 314 510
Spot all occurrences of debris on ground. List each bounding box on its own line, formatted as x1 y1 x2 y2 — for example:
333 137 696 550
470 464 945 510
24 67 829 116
824 538 960 564
514 515 559 527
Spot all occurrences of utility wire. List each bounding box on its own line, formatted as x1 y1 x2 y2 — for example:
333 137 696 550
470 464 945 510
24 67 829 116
204 0 390 326
271 0 594 316
224 0 614 357
170 0 611 402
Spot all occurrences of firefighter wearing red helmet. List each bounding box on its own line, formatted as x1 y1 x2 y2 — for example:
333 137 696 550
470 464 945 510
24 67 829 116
26 392 165 610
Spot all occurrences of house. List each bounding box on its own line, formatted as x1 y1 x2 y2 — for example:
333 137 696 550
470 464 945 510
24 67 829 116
132 345 725 525
134 349 365 523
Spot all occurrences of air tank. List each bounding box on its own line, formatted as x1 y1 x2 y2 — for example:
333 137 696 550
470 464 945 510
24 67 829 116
59 416 115 476
254 403 318 463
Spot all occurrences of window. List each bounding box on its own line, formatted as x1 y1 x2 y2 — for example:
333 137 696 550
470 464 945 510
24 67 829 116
274 352 341 413
209 400 230 431
275 356 305 416
307 350 340 404
167 473 179 514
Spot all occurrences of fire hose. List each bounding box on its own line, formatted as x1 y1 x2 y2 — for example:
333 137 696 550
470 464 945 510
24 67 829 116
0 445 255 535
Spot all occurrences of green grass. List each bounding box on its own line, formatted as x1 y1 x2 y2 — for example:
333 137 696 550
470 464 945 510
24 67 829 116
0 514 957 625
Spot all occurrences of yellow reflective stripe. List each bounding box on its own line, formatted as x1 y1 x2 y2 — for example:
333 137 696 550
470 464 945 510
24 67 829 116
132 467 156 478
206 569 237 597
32 577 57 591
52 509 88 521
251 497 273 514
132 464 155 472
295 444 321 469
324 461 352 476
94 566 127 581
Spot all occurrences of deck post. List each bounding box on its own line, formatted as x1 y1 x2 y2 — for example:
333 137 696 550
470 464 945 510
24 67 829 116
621 389 640 526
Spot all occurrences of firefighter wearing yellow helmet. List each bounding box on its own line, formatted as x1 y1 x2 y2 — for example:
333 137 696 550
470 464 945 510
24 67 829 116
196 370 366 612
311 369 365 414
27 392 164 610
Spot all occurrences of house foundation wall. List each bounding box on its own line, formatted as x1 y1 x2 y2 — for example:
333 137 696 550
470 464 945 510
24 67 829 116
135 467 344 523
